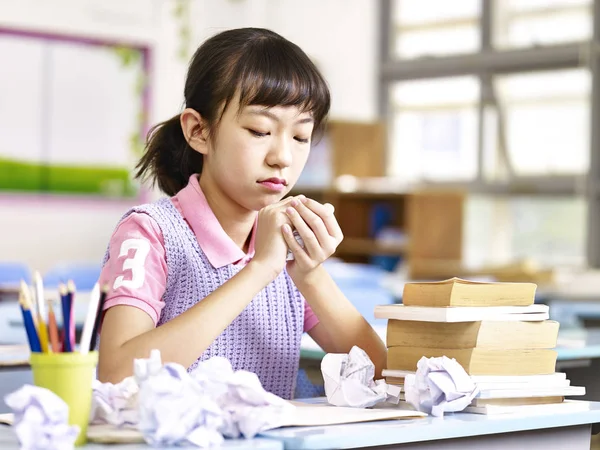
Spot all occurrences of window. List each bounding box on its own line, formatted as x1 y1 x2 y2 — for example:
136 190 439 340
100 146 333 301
486 69 590 177
382 0 598 267
390 76 479 182
494 0 592 48
392 0 480 59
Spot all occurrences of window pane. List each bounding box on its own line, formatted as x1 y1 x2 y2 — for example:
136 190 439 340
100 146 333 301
393 0 479 25
393 77 480 106
505 0 589 12
495 0 591 48
488 70 590 176
392 0 480 59
394 26 480 59
465 196 586 269
390 77 479 182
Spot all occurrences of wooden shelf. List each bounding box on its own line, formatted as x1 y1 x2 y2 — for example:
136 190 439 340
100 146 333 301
337 238 408 257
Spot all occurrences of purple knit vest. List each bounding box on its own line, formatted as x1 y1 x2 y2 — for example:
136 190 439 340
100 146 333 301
106 198 304 399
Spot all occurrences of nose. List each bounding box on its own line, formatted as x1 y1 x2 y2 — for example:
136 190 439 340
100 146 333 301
266 136 292 169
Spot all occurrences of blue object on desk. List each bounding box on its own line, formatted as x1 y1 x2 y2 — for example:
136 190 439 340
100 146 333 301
0 262 30 287
43 263 101 291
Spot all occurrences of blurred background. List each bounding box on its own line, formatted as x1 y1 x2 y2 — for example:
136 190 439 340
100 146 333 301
1 1 600 339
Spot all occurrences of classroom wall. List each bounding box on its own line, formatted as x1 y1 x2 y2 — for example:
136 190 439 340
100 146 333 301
0 0 379 271
192 0 380 121
0 0 161 272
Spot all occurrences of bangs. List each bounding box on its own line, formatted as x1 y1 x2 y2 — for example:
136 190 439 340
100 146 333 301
223 37 330 136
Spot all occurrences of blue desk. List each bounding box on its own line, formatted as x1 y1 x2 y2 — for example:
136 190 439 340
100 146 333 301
0 425 284 449
2 400 599 450
260 398 600 449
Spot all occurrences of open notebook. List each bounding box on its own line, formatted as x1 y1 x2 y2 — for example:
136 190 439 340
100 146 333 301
0 345 30 367
0 403 425 444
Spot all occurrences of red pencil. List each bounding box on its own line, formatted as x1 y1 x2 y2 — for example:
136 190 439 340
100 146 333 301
47 299 61 353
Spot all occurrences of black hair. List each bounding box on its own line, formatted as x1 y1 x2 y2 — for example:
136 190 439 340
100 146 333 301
136 27 331 196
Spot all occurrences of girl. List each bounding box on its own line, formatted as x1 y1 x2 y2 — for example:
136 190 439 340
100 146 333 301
97 27 386 399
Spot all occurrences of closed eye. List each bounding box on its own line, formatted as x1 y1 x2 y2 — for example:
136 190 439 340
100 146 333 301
295 137 310 144
248 129 269 138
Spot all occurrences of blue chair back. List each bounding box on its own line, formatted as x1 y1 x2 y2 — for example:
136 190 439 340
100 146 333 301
43 263 101 291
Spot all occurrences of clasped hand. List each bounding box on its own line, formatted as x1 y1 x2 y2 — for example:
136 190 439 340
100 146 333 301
282 195 343 278
253 195 343 281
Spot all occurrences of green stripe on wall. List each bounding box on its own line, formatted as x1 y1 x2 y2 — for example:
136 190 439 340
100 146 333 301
0 158 137 197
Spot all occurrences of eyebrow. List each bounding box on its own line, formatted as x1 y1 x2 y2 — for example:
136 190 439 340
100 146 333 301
246 109 314 125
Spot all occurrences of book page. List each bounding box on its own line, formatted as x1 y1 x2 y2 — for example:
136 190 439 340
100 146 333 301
286 402 425 426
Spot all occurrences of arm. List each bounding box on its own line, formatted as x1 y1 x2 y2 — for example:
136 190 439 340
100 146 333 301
98 260 275 383
282 197 387 378
299 267 387 378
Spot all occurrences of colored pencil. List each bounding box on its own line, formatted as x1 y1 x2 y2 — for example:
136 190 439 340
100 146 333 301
89 284 108 352
18 285 41 353
79 282 100 355
20 281 37 329
59 283 72 352
67 280 76 352
47 299 61 353
32 272 49 353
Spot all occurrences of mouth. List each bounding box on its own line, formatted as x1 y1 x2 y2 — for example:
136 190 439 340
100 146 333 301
258 177 287 186
257 178 288 192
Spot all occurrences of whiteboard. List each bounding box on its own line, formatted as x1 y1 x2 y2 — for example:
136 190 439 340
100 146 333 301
0 30 148 197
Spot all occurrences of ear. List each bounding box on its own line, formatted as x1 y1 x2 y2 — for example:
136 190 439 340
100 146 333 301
180 108 209 155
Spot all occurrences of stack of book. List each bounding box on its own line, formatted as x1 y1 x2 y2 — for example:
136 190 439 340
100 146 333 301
375 278 585 414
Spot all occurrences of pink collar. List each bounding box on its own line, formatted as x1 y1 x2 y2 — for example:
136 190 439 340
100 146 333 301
174 175 256 268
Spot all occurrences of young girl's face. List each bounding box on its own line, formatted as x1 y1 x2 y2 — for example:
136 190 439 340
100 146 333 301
202 99 315 212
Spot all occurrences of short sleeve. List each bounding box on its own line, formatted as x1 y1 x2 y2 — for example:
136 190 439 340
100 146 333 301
99 212 167 325
303 298 319 332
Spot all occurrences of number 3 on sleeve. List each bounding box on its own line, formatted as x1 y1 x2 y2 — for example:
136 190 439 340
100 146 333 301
113 238 151 290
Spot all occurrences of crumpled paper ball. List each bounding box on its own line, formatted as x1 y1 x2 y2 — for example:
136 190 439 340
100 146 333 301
404 356 479 417
131 350 294 447
90 375 139 427
322 346 401 408
4 385 79 450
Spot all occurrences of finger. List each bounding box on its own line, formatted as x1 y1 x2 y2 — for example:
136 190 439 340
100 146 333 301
290 198 332 248
285 204 323 259
282 224 311 265
299 197 343 240
271 196 298 211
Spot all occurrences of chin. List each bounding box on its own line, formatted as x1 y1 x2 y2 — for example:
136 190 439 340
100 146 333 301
239 195 278 212
258 194 284 209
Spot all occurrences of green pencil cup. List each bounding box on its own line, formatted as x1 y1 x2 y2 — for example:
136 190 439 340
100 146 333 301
29 351 98 446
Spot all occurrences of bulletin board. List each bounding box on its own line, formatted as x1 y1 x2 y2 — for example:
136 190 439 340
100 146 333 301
0 29 150 198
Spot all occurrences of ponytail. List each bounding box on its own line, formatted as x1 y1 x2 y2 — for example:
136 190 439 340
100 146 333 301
135 114 204 196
